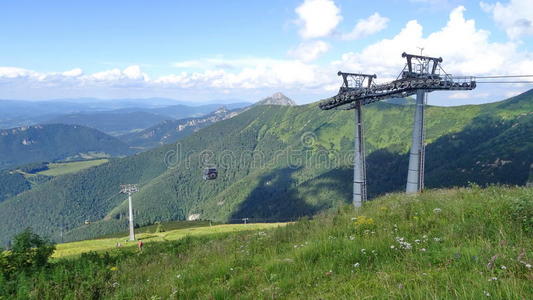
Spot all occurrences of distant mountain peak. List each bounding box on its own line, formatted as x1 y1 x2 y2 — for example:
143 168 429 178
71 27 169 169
256 92 296 106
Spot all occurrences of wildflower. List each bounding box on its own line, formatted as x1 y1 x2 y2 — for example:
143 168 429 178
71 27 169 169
351 217 357 221
399 241 412 250
488 277 498 281
328 236 335 240
176 274 181 279
371 250 377 254
349 235 355 240
525 264 532 269
390 245 395 249
112 282 119 288
433 208 442 214
109 266 118 271
420 248 426 252
361 248 366 254
415 239 421 244
355 216 375 226
483 290 490 297
353 263 360 268
421 273 428 276
500 265 507 270
230 268 234 271
371 231 375 234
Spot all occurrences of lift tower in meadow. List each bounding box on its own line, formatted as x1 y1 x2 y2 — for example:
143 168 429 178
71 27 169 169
319 52 476 205
120 184 139 241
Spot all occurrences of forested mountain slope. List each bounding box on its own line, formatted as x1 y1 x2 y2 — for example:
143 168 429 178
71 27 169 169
0 90 531 245
0 124 133 169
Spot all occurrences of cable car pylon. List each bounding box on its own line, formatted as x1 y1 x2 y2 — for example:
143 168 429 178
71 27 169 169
319 52 476 204
338 72 376 206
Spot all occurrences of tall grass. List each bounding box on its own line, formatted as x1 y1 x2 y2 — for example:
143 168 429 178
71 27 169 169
1 185 532 299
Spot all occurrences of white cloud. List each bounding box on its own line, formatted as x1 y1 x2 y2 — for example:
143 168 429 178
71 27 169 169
334 6 532 79
62 68 83 77
0 67 39 79
480 0 533 39
342 13 389 40
288 40 330 62
295 0 342 39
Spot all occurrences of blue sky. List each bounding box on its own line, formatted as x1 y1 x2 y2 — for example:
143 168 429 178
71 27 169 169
0 0 532 105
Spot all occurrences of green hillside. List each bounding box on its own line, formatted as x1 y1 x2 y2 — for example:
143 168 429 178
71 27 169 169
0 90 531 245
0 124 133 170
1 186 531 299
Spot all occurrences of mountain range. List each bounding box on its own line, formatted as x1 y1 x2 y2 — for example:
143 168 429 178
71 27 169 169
0 90 531 245
120 107 242 150
0 98 251 131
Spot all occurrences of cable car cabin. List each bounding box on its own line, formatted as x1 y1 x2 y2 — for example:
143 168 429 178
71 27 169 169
203 167 218 180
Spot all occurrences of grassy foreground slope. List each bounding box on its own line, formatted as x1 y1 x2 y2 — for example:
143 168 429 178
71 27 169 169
3 186 531 299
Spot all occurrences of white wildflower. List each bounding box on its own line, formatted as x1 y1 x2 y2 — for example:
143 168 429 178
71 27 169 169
500 265 507 270
176 274 181 279
420 248 426 252
349 235 355 240
483 290 490 297
488 277 498 281
361 249 366 254
353 263 360 268
525 263 532 269
433 208 442 214
415 239 421 244
390 245 395 249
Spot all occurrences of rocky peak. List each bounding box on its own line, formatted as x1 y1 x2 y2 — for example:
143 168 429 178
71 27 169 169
256 92 296 106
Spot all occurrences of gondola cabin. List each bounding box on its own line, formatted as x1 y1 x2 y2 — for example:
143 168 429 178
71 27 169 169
203 167 218 180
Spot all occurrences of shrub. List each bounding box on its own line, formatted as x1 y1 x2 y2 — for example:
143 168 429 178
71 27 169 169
4 228 55 276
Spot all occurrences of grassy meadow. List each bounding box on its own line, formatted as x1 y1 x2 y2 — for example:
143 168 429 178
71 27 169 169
37 159 109 177
53 222 288 258
1 185 532 299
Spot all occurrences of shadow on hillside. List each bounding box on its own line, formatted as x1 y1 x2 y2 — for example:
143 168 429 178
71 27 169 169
229 167 320 222
229 115 531 222
366 114 532 195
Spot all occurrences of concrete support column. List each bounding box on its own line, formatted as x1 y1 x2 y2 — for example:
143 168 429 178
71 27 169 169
353 101 367 206
128 194 135 241
406 90 426 193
